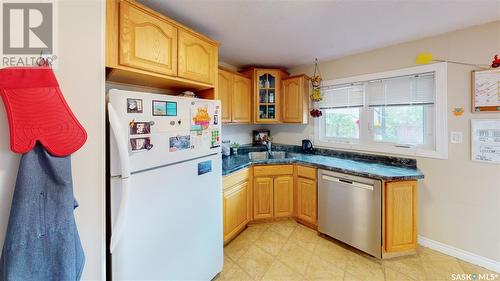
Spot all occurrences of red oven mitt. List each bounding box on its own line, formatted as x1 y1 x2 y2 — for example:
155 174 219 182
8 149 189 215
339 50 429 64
0 67 87 157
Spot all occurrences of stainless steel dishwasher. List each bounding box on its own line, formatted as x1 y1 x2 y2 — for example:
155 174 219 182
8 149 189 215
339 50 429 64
318 169 382 258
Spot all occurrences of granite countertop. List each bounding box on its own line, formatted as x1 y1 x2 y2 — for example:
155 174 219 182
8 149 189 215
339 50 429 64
222 145 424 181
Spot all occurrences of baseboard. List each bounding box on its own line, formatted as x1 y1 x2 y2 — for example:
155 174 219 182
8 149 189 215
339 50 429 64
418 235 500 273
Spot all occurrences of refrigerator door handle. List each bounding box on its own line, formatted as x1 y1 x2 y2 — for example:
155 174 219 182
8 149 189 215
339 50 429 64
108 102 131 253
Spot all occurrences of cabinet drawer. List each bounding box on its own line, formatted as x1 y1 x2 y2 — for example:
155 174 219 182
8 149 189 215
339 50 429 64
297 165 317 180
253 165 293 177
223 168 250 190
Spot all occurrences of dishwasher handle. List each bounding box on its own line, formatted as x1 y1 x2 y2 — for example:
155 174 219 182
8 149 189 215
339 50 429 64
321 175 374 191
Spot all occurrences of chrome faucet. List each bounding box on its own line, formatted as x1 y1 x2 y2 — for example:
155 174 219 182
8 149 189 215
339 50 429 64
262 135 272 152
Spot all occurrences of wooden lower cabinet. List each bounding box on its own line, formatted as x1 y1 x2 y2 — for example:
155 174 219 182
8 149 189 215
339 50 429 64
253 177 274 219
253 165 293 219
296 177 317 225
223 164 418 258
273 176 294 217
384 181 418 255
223 168 251 243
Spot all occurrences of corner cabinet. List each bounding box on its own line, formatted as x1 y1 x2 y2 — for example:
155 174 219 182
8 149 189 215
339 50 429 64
253 165 294 219
240 68 289 124
218 68 252 124
273 175 294 217
282 75 310 124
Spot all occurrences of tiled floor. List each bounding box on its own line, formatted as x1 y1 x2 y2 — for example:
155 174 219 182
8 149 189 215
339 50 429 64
218 219 498 281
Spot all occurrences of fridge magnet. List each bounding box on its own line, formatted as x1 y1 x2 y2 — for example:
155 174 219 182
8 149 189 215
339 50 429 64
191 105 211 131
213 115 219 125
130 137 153 151
127 98 143 113
152 100 177 116
129 121 151 135
197 160 212 175
169 135 191 152
472 69 500 112
453 107 464 117
211 130 220 148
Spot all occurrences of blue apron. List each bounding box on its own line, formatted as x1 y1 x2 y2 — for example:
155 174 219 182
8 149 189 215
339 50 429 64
0 143 85 281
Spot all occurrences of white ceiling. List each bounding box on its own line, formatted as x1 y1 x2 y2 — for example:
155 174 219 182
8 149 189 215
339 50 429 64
140 0 500 69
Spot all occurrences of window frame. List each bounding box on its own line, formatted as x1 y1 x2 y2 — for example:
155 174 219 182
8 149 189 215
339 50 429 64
314 63 448 159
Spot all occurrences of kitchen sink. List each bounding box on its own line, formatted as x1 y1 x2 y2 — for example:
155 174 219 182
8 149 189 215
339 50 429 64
269 151 287 159
248 151 292 160
248 151 269 160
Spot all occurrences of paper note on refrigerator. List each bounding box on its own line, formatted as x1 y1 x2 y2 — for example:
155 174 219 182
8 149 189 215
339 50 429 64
191 102 211 131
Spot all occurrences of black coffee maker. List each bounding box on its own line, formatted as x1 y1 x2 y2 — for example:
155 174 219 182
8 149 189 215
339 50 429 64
301 139 313 153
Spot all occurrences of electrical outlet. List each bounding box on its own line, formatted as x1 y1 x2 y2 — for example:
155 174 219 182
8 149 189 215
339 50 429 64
450 132 463 144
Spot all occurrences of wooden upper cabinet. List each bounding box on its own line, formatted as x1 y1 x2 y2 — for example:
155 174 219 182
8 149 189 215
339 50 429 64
240 68 289 124
232 75 252 123
107 0 219 93
255 69 281 123
384 181 418 253
273 175 294 217
282 75 309 124
218 68 252 124
119 1 177 76
253 177 274 219
178 29 217 84
218 69 232 122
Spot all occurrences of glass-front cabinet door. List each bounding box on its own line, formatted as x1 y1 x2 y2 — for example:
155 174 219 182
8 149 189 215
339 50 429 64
255 69 281 123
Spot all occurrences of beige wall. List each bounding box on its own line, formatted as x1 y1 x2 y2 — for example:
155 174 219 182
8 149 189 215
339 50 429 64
0 0 106 280
277 21 500 262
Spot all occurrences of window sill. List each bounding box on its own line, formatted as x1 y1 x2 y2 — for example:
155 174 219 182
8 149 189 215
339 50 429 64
313 139 448 160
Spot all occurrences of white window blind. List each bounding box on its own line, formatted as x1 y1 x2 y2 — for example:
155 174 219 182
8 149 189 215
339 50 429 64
319 85 364 108
366 73 434 106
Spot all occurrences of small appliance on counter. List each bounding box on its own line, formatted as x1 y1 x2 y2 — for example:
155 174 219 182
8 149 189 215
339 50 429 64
222 140 231 156
302 139 314 153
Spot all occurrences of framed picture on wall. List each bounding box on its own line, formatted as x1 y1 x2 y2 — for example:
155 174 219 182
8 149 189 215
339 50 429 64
472 69 500 112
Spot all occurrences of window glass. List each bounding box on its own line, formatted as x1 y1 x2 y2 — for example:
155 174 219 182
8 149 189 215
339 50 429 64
372 105 429 145
324 107 360 139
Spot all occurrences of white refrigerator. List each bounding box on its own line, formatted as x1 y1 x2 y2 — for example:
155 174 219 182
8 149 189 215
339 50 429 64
107 89 223 280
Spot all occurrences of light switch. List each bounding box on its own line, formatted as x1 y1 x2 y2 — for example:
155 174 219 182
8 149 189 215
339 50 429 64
450 132 463 144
